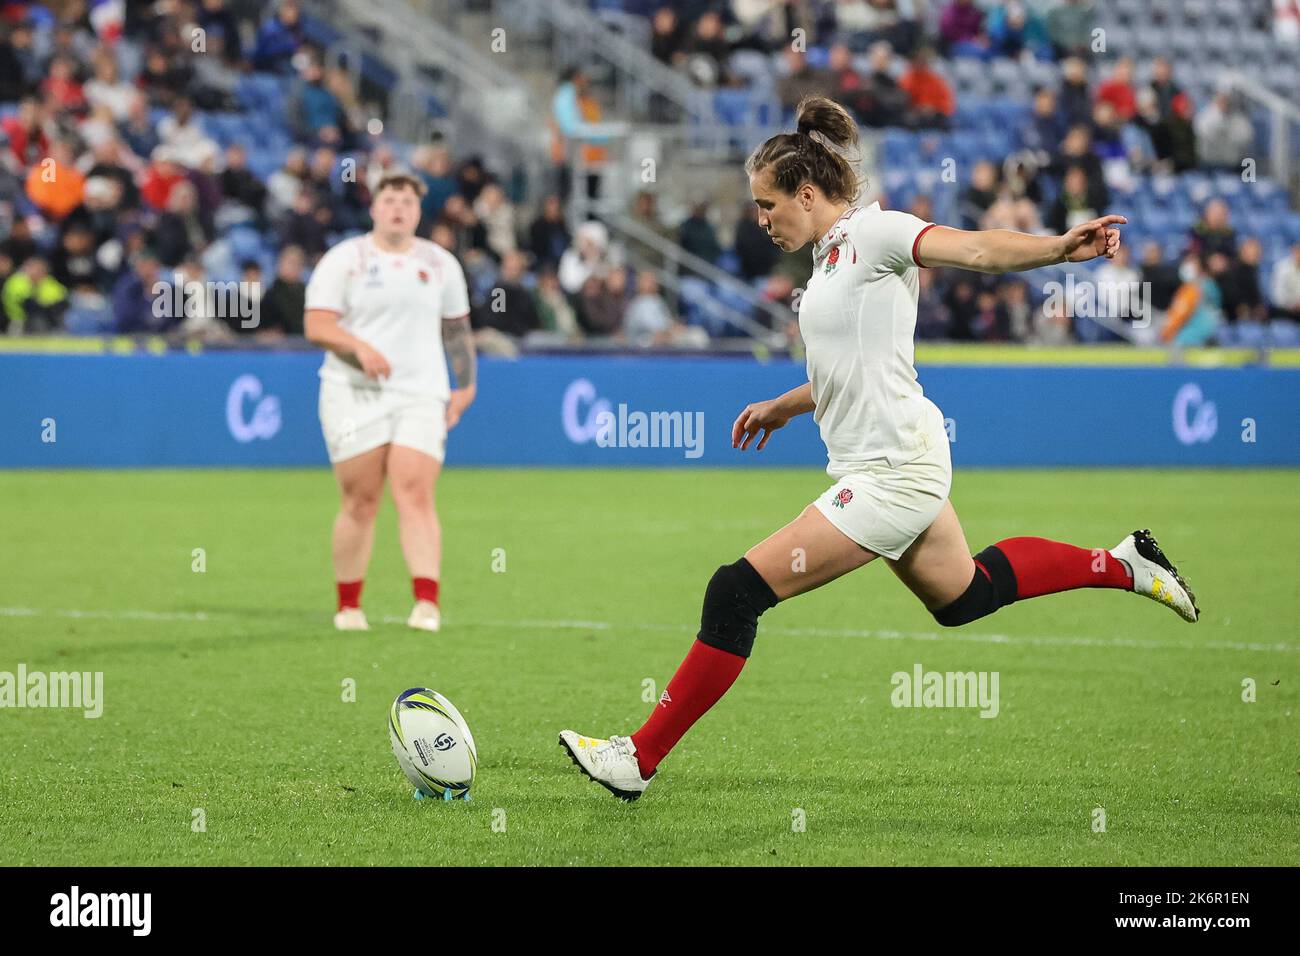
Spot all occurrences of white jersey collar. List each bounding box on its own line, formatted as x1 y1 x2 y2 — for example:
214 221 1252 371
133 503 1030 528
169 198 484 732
812 203 871 265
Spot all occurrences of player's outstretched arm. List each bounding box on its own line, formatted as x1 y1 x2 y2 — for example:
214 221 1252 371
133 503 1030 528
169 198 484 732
916 215 1127 275
733 382 815 451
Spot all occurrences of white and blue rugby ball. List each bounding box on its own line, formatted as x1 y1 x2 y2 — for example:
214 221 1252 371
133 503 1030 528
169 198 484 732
389 687 478 799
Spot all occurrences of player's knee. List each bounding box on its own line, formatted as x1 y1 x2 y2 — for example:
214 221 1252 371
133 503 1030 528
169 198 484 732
932 545 1018 627
343 488 382 523
391 480 433 512
697 558 779 659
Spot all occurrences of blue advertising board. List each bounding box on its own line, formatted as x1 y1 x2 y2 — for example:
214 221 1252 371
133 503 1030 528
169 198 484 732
0 353 1296 468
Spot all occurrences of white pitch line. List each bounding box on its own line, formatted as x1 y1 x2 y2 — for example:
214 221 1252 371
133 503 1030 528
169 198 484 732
3 607 1294 654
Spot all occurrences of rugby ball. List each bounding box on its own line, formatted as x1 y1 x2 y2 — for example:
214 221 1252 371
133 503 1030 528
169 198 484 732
388 687 478 799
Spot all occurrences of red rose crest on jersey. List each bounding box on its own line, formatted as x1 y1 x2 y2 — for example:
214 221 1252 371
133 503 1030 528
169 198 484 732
832 487 853 508
417 269 429 283
824 244 840 274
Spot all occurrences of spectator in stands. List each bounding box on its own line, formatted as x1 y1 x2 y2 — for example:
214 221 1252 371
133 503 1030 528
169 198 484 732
474 182 517 262
1148 57 1181 118
84 49 136 122
199 0 245 64
550 67 610 202
898 47 954 128
981 188 1043 234
1089 102 1127 168
1191 199 1237 258
1047 165 1098 234
51 222 108 293
559 219 611 295
735 199 781 281
1057 57 1092 128
1094 57 1136 123
254 246 307 337
987 1 1052 60
1276 0 1300 43
1164 92 1199 172
219 144 268 226
42 55 86 114
139 43 194 109
141 147 187 212
112 249 171 333
1161 253 1223 346
414 144 458 228
3 97 50 167
25 139 85 221
533 264 582 341
959 160 998 230
1270 243 1300 320
528 194 571 269
1054 124 1109 209
1034 296 1073 345
971 288 1010 340
1214 240 1268 325
683 9 734 87
278 188 331 262
679 200 722 277
471 249 540 340
0 22 38 101
290 56 349 148
191 30 243 112
157 96 220 170
154 181 211 267
914 267 951 339
0 219 38 270
625 269 704 348
625 190 674 271
2 256 68 333
1194 91 1255 172
119 92 160 159
845 0 921 55
1046 0 1095 58
938 0 989 59
577 267 628 337
1140 240 1181 313
266 147 310 223
1000 280 1033 341
1095 244 1141 325
777 48 833 112
1021 87 1067 164
253 0 304 73
650 6 687 65
941 274 979 340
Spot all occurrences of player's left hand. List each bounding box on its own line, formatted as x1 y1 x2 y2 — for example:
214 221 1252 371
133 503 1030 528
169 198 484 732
1061 214 1126 262
446 385 475 430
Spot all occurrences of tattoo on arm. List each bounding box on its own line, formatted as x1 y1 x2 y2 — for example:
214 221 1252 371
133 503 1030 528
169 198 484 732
442 313 476 389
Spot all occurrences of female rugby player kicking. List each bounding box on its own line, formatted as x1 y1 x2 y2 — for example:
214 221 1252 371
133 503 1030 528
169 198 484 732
560 96 1198 800
305 172 477 632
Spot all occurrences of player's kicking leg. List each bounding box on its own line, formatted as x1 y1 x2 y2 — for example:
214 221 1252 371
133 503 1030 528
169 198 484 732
560 505 874 801
331 444 387 631
387 444 444 632
888 501 1199 627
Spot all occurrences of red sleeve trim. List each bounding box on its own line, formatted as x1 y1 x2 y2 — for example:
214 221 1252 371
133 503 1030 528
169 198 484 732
911 222 938 268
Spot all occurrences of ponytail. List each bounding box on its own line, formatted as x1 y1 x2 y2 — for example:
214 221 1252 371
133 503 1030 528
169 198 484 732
745 95 864 204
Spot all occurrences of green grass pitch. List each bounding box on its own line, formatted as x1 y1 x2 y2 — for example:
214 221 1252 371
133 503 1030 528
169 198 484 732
1 467 1296 866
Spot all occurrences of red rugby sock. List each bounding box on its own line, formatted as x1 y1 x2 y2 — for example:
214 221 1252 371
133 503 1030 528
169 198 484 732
989 536 1133 598
336 579 364 611
630 639 746 780
412 577 440 605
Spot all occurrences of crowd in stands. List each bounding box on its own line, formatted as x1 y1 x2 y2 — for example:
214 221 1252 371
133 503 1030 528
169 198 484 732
2 0 1299 350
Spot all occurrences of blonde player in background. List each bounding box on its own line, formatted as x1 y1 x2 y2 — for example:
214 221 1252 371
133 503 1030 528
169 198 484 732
305 172 476 632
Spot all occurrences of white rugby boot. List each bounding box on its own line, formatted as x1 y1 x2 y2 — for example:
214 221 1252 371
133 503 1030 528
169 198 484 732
558 730 654 801
1111 529 1200 623
407 600 441 632
334 607 370 631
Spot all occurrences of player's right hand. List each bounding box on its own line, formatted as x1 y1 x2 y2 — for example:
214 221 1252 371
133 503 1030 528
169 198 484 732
732 399 791 451
356 343 392 380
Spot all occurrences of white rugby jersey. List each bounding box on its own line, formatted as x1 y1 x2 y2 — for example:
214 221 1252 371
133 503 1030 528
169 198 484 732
798 202 948 476
305 234 470 399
